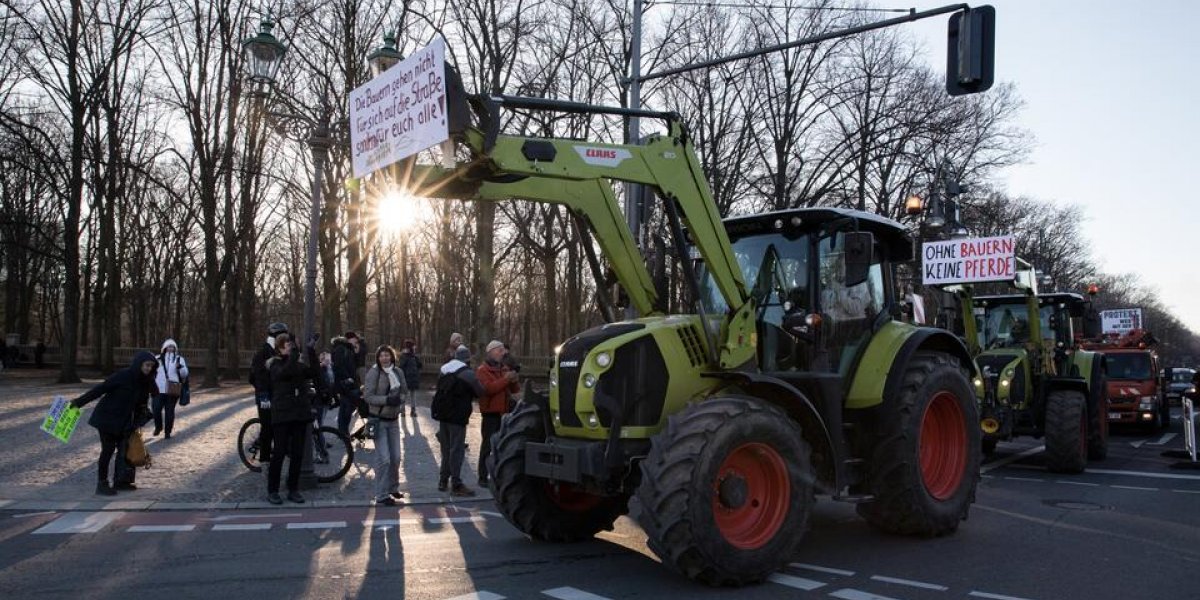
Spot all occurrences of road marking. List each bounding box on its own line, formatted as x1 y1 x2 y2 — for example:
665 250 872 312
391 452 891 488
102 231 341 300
446 593 505 600
213 523 272 531
830 589 902 600
981 445 1044 473
205 513 302 521
789 562 856 576
1083 468 1200 481
1171 489 1200 494
870 575 949 591
363 518 423 527
32 511 124 534
1129 440 1147 449
969 591 1037 600
11 511 57 518
429 516 485 524
1110 485 1158 491
1147 433 1177 445
1004 476 1041 482
768 573 827 590
128 524 196 533
286 521 347 529
541 587 611 600
479 510 504 518
1055 480 1099 487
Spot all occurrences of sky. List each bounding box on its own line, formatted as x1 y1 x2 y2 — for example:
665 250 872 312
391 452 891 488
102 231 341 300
904 0 1200 330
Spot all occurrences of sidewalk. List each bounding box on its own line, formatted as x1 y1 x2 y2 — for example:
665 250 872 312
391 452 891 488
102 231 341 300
0 371 495 511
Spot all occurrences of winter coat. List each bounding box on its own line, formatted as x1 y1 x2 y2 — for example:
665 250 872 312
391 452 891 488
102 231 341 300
73 351 157 435
250 340 275 394
363 364 404 421
433 359 484 426
268 348 317 424
477 360 519 414
330 337 360 391
398 351 422 390
155 342 190 395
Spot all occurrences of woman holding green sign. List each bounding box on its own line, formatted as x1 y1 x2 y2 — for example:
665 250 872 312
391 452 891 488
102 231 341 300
70 351 157 496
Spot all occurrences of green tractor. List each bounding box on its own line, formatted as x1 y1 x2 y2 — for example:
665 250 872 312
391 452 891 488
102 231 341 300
964 272 1108 471
397 6 997 585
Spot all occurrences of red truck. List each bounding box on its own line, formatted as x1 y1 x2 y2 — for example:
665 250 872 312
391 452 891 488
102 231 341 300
1082 330 1170 431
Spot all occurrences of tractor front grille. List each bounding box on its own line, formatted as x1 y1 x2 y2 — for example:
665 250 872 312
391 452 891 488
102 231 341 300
596 335 669 427
556 323 644 427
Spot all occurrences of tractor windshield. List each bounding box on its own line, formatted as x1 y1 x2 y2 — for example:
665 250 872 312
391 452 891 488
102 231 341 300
1105 352 1154 380
978 303 1056 350
699 232 811 324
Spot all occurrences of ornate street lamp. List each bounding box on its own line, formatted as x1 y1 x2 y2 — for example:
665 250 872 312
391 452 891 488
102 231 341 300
367 32 404 77
241 18 287 96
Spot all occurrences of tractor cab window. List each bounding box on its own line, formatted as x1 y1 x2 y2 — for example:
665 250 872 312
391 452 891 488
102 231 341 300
818 232 885 374
979 304 1030 349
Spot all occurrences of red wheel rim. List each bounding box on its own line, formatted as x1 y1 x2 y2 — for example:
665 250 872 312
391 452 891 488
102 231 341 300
545 482 602 512
712 442 790 550
919 391 967 501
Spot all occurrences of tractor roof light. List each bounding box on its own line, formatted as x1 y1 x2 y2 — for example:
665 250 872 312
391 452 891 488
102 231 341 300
1087 284 1100 296
905 194 924 216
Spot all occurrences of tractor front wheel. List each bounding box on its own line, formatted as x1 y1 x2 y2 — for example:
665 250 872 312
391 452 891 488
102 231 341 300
636 396 814 586
857 351 980 536
489 403 629 542
1045 390 1088 474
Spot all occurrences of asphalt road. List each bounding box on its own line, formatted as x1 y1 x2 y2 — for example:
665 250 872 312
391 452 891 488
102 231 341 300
1 414 1196 600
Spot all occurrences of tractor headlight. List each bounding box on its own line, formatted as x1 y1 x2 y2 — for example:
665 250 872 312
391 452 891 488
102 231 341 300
586 413 600 428
583 373 596 388
1000 379 1010 387
974 378 983 387
595 351 612 368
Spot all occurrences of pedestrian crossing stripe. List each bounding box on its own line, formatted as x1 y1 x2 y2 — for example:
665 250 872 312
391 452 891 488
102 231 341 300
32 511 124 534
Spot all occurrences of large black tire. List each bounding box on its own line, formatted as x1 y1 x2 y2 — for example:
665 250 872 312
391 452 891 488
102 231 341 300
237 418 263 473
1086 369 1108 460
635 396 814 586
1045 390 1088 473
489 402 629 542
856 351 980 536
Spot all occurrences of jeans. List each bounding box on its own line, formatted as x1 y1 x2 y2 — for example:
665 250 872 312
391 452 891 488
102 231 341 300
152 393 179 435
479 413 502 481
268 420 306 494
437 422 467 484
373 418 402 500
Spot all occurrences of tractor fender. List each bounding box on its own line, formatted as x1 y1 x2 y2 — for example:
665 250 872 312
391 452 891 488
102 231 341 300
881 327 979 408
702 372 840 491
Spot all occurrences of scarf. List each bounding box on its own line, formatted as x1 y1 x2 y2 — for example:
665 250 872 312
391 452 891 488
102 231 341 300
382 365 402 390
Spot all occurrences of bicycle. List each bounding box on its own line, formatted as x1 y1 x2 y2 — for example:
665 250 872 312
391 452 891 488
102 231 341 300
237 415 354 483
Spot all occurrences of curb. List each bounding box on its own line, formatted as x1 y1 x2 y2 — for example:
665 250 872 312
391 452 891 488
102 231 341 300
0 495 496 512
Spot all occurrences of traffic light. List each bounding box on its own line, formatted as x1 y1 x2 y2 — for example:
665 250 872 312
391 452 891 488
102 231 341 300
946 5 996 96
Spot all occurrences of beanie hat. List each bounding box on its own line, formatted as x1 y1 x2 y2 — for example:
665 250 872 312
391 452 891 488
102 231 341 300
454 345 471 361
486 340 504 353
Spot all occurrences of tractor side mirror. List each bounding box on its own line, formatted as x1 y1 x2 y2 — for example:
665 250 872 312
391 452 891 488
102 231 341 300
844 232 874 288
946 5 996 96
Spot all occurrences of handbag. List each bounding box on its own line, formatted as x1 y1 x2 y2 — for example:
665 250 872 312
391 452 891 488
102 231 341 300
166 380 182 398
179 379 191 406
125 430 152 468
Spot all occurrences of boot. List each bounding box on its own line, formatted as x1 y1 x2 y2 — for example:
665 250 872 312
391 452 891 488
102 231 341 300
287 491 306 504
437 477 448 492
451 483 477 497
95 481 117 496
113 482 137 491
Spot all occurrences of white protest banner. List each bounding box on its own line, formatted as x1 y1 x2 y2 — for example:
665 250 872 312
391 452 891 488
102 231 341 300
922 235 1015 285
1101 308 1144 335
349 38 448 178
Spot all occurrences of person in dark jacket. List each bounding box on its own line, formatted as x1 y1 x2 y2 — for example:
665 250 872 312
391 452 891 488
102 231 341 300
70 351 157 495
331 332 363 436
249 323 288 471
434 345 484 496
265 333 317 505
398 339 422 417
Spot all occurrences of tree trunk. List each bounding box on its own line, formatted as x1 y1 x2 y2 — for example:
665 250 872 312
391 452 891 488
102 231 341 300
475 202 496 349
57 0 84 384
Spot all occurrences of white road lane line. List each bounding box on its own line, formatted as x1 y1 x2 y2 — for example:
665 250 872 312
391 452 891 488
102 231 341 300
446 593 506 600
1146 433 1177 445
32 511 124 534
981 445 1045 473
429 516 485 524
1055 480 1099 487
1171 489 1200 494
479 510 504 518
870 574 949 591
1003 476 1042 482
969 591 1037 600
1110 485 1158 491
829 588 903 600
362 518 423 527
286 521 347 529
768 573 827 590
1009 464 1200 481
541 587 612 600
213 523 272 531
128 525 196 533
789 563 856 576
11 511 58 518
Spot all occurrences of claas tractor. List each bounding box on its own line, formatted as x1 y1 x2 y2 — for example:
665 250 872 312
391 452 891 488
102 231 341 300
394 5 997 586
964 269 1108 471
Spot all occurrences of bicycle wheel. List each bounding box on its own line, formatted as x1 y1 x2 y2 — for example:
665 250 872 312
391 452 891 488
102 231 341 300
312 426 353 483
237 418 264 473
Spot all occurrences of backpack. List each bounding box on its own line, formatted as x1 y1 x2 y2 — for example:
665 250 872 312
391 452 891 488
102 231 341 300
431 366 469 423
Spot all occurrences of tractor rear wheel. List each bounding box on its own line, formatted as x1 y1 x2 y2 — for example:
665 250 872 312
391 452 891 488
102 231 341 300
857 351 979 536
1045 390 1088 473
636 396 814 586
489 403 628 542
982 437 998 456
1086 370 1108 460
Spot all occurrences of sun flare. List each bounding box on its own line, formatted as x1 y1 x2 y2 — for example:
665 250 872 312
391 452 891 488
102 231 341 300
376 192 427 235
